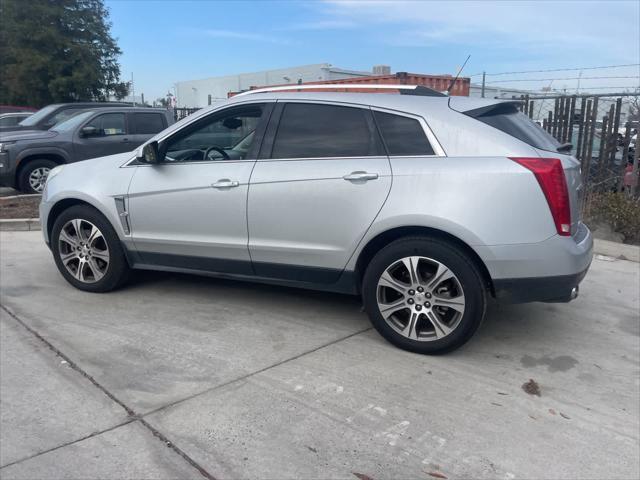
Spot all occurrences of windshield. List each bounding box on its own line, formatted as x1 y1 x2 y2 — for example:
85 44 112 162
18 105 59 126
51 111 96 132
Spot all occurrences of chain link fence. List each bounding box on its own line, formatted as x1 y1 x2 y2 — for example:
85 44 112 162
519 93 639 204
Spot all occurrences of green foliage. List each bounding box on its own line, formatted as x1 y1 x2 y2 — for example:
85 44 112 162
585 192 640 245
0 0 128 107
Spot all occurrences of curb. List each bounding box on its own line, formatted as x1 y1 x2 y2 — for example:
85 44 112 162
0 219 638 262
593 238 640 263
0 218 41 231
0 193 42 201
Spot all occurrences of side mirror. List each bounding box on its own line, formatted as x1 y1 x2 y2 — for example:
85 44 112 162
80 126 99 138
139 141 162 164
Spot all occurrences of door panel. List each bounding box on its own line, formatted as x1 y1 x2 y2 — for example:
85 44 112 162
128 162 254 273
73 112 132 161
126 102 271 274
248 102 391 282
248 157 391 280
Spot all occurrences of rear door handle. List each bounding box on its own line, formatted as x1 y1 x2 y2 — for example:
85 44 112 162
212 179 240 189
343 171 379 182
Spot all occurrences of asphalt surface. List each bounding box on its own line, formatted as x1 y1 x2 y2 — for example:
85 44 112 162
0 230 639 480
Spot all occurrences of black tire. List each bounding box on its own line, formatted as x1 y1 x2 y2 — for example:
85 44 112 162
362 236 486 354
18 159 58 194
51 205 130 292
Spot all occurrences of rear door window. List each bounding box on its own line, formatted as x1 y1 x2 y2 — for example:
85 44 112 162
374 111 435 155
468 103 561 152
271 103 382 159
133 113 165 134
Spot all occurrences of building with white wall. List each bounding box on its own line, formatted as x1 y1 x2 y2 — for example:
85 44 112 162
175 63 373 107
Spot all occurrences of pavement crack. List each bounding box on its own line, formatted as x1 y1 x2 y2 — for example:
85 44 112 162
141 326 374 419
0 304 216 480
0 420 135 470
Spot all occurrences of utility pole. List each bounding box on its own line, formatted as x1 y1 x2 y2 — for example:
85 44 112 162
632 134 639 197
481 71 486 98
131 72 135 106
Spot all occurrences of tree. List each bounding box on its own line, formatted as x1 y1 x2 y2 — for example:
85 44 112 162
155 97 169 107
0 0 128 107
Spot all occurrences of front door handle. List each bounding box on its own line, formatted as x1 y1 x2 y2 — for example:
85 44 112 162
212 179 240 189
343 171 379 182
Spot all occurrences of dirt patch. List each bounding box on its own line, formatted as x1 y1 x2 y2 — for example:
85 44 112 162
522 378 541 396
0 196 40 219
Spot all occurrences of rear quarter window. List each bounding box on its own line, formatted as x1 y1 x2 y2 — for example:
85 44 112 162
133 113 166 134
374 111 435 156
468 103 561 152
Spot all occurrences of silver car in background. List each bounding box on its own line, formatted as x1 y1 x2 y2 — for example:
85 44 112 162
40 85 593 354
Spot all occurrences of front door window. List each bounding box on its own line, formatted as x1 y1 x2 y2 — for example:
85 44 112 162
165 104 265 162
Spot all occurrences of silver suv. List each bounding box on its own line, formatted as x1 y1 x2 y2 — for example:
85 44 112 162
40 85 593 354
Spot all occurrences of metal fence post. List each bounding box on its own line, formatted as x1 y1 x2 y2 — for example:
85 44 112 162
618 122 632 192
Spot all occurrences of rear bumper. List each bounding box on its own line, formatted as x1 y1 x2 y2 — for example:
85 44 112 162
479 223 593 303
493 266 589 303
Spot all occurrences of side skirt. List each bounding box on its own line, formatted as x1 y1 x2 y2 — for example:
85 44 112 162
127 250 359 295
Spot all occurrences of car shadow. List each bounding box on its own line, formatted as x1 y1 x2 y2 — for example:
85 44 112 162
125 269 564 353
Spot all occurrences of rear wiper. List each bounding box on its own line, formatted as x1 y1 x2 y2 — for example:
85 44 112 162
557 142 573 153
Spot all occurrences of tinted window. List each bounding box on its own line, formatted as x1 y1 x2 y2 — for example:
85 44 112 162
133 113 165 134
46 108 87 128
0 116 21 127
19 105 58 126
272 103 381 159
470 103 561 152
374 111 435 156
165 104 264 162
86 113 126 136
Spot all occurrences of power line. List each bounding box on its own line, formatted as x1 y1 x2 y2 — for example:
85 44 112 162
469 63 640 77
487 75 640 84
546 85 640 91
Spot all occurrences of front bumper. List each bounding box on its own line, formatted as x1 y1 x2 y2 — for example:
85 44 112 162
0 152 15 188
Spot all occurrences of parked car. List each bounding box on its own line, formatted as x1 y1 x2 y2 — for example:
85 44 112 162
0 107 173 193
0 112 32 127
40 85 593 354
0 102 135 133
0 105 36 115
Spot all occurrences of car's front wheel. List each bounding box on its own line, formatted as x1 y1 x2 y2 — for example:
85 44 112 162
51 205 130 292
362 236 486 354
18 159 58 194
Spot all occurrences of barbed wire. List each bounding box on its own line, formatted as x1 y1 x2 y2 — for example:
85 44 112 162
469 63 640 77
487 75 640 84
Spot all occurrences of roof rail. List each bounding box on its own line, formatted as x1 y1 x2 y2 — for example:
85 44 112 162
234 84 447 97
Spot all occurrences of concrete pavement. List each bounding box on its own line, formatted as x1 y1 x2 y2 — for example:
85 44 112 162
1 230 638 479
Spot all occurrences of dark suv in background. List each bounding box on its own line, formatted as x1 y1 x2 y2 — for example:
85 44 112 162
0 102 134 133
0 107 173 193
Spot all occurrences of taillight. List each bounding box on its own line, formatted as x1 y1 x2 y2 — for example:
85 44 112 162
509 157 571 236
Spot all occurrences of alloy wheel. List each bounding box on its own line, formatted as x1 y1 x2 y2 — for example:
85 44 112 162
376 256 465 341
28 167 51 193
58 219 110 283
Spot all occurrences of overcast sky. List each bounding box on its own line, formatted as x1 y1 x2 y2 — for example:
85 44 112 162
107 0 640 100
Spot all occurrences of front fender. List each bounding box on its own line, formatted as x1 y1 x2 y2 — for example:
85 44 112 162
16 146 71 167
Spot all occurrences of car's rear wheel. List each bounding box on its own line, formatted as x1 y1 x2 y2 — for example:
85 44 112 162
51 205 130 292
18 159 57 194
362 236 486 354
